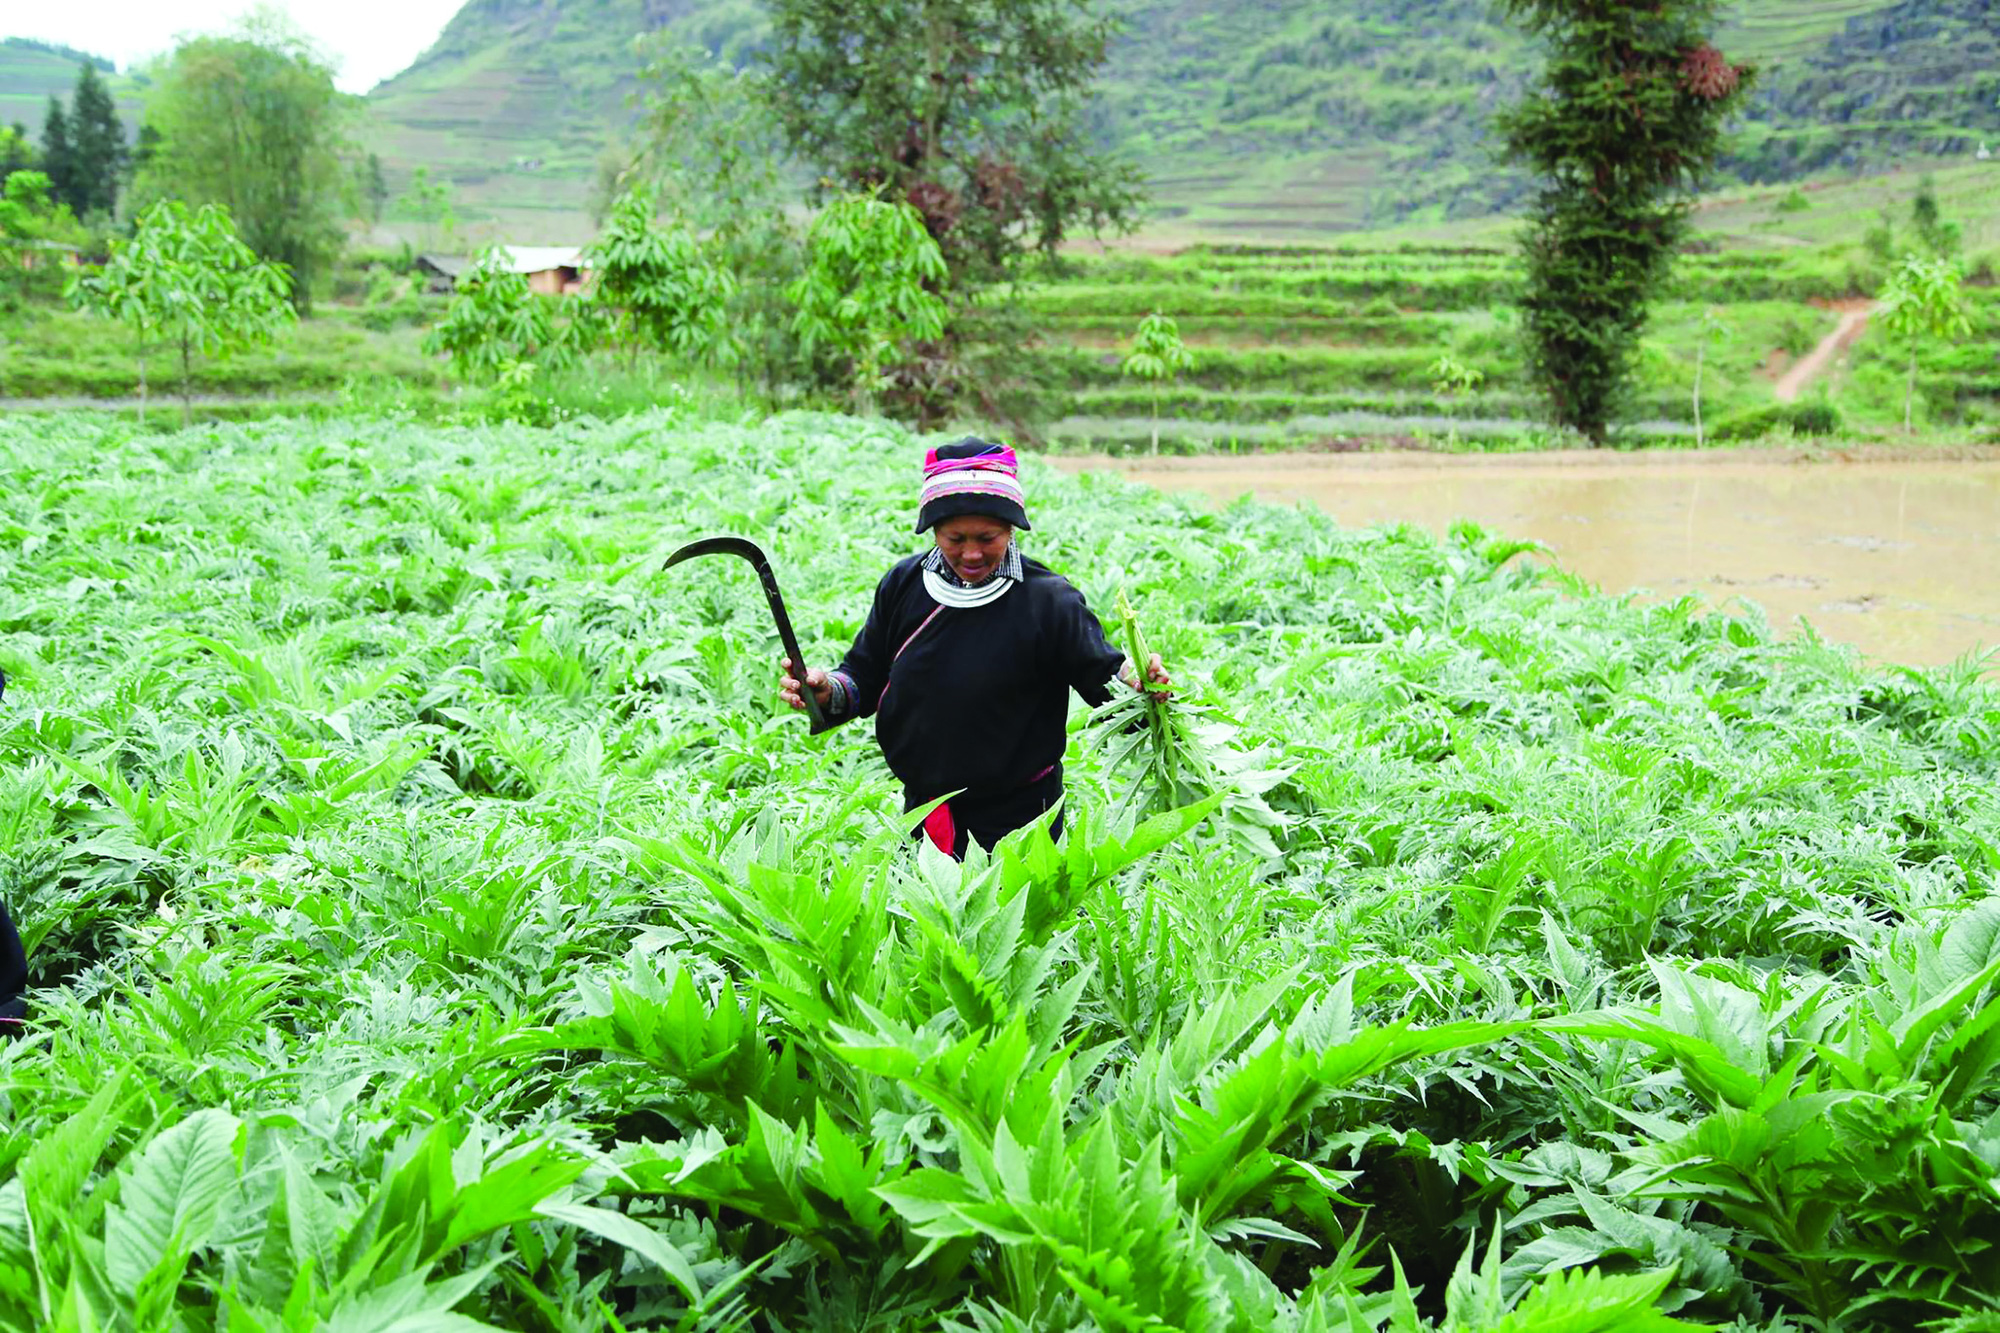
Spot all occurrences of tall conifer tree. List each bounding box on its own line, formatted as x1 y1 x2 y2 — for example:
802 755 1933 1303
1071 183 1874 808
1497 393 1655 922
70 62 127 217
40 96 76 208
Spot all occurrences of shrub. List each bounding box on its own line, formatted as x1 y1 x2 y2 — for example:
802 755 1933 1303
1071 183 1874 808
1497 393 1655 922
1710 400 1843 441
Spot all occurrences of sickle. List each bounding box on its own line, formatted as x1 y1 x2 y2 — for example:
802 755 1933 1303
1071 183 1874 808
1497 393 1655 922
664 537 833 735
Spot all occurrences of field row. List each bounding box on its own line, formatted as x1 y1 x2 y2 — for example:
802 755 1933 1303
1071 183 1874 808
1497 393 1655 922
1015 249 2000 446
1042 247 1926 312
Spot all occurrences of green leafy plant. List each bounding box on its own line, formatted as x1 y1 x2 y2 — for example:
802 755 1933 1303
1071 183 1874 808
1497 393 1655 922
1 404 1996 1331
584 186 738 371
66 198 294 425
423 247 559 384
1877 254 1973 432
785 189 948 413
0 170 84 305
1121 310 1195 454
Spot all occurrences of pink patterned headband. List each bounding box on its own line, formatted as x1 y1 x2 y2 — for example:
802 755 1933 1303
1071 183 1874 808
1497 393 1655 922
923 443 1019 477
920 445 1025 511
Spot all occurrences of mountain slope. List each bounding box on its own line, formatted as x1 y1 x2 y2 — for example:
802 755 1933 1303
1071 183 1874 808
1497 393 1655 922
0 39 146 138
12 3 1986 242
358 0 1998 242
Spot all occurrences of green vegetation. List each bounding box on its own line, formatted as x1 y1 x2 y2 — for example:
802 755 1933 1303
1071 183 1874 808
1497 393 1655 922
424 248 581 382
1009 217 1999 453
1497 0 1754 441
0 169 83 305
759 0 1141 419
1877 254 1974 432
65 200 295 425
0 38 143 144
764 0 1141 289
2 410 1997 1329
134 25 353 310
5 11 1998 444
1121 311 1195 453
786 191 948 413
330 0 2000 240
35 61 125 218
586 187 737 371
0 303 438 402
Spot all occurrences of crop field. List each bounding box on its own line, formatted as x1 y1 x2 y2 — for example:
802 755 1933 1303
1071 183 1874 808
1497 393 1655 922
3 410 1999 1330
1022 236 2000 453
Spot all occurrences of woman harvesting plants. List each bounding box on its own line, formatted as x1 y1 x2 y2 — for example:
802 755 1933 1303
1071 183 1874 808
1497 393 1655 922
781 438 1169 856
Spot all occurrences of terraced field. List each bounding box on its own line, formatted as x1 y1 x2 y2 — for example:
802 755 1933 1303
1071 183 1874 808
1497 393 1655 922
0 40 143 136
1022 241 2000 452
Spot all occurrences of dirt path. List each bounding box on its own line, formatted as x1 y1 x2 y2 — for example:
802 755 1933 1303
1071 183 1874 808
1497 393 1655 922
1775 300 1874 403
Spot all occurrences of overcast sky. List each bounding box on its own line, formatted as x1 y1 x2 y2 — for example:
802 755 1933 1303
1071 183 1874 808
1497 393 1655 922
11 1 466 94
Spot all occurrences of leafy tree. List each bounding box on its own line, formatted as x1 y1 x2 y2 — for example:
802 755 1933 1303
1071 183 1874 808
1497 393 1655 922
585 186 738 372
69 62 127 218
1 122 37 183
40 96 77 208
423 248 555 383
1876 255 1972 434
1121 311 1194 454
761 0 1143 415
68 200 295 425
1498 2 1754 443
135 25 350 312
762 0 1141 290
0 170 83 304
785 190 948 413
609 39 802 399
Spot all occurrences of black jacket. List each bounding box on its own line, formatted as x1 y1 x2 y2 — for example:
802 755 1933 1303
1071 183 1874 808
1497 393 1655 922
0 904 24 1025
835 555 1125 829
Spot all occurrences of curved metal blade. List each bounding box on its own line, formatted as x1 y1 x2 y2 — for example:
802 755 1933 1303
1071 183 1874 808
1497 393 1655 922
664 537 832 735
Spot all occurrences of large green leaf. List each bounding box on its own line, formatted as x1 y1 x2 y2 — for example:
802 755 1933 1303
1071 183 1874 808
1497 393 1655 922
536 1202 703 1303
102 1108 242 1295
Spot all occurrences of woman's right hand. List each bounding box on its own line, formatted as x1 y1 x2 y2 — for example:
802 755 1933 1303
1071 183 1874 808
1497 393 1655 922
780 658 833 712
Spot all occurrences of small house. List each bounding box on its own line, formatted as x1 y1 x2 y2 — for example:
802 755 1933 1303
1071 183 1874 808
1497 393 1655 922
416 245 587 295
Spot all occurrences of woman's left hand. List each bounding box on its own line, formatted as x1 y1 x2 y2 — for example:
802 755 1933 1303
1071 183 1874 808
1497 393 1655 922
1122 653 1171 697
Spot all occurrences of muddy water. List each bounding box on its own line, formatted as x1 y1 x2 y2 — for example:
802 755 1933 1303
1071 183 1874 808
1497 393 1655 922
1059 449 2000 671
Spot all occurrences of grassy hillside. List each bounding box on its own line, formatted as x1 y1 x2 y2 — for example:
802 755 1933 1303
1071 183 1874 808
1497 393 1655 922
362 0 766 238
350 0 2000 242
0 38 145 139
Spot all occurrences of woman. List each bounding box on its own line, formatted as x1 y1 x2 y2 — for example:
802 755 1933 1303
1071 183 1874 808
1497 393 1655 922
781 438 1168 857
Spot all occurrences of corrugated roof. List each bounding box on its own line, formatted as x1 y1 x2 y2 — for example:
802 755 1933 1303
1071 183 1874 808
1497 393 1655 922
499 246 583 272
416 246 585 277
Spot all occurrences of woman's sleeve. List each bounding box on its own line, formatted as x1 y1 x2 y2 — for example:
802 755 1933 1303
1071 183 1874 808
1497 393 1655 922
1049 582 1128 708
829 568 897 722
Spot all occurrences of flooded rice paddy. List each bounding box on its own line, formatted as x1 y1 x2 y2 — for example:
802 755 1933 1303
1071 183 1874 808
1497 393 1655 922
1063 448 2000 671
